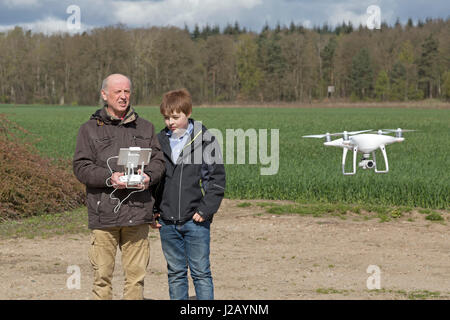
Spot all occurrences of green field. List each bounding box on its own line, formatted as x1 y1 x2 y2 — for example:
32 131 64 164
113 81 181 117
1 104 449 209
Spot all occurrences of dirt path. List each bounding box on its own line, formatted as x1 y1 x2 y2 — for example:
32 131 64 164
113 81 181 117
0 199 449 300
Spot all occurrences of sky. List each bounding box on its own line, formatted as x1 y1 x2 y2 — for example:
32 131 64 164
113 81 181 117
0 0 448 34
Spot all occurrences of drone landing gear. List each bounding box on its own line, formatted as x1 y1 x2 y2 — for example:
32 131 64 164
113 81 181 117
342 145 389 175
373 145 389 173
342 146 358 175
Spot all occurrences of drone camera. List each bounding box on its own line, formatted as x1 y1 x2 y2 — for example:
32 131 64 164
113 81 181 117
359 159 375 170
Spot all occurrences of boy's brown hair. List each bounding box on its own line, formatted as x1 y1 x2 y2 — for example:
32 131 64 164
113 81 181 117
160 88 192 116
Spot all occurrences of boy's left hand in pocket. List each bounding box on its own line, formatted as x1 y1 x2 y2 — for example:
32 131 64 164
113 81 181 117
150 212 162 229
193 212 204 222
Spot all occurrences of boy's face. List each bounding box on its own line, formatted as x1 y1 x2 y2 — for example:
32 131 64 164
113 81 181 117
164 110 191 137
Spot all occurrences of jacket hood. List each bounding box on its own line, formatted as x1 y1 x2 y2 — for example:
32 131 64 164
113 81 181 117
90 105 138 125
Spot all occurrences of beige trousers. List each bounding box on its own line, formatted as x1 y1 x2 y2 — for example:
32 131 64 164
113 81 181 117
88 224 150 300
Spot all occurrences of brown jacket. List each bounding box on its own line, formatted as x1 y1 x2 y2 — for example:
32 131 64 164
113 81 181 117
73 106 165 229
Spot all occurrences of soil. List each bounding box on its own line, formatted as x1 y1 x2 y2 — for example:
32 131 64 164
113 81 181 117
0 199 449 300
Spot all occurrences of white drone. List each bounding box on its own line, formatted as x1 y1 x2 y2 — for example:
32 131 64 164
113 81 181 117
303 128 416 175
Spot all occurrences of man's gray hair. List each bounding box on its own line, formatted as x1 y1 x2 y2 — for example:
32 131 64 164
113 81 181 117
101 74 133 92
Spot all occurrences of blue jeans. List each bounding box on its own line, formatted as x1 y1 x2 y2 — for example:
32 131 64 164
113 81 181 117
159 219 214 300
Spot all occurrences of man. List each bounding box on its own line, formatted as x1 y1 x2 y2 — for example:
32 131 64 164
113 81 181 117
73 73 165 300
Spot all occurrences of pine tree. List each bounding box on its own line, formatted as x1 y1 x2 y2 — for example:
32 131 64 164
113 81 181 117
350 48 373 99
390 62 406 100
418 34 439 98
233 21 241 35
191 24 200 40
223 23 234 35
236 35 263 100
321 37 337 85
289 21 296 34
406 18 414 28
397 40 416 100
256 31 287 100
375 70 390 101
442 71 450 101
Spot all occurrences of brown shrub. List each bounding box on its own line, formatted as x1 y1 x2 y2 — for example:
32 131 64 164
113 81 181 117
0 114 85 221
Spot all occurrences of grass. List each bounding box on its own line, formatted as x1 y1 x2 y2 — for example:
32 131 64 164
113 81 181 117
367 288 445 300
0 207 89 239
316 287 352 295
316 287 445 299
251 201 430 222
237 202 252 208
406 290 442 300
425 211 444 221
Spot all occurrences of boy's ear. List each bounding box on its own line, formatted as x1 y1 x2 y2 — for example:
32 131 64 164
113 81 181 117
186 112 192 118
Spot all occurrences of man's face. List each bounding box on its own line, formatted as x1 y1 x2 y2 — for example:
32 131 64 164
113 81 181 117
164 111 191 137
101 75 131 118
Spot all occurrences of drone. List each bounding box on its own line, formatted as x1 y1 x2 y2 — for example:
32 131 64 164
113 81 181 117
303 128 416 175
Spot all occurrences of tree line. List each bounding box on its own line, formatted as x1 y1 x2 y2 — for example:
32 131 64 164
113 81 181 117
0 18 449 106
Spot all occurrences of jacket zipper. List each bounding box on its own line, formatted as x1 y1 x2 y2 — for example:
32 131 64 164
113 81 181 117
178 162 184 221
173 123 202 222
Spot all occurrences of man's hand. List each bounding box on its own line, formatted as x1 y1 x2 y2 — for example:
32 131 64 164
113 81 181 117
193 212 205 223
110 172 127 189
110 171 150 190
150 213 162 229
138 170 150 190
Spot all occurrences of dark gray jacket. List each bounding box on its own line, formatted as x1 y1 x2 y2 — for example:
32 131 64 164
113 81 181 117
154 119 226 224
73 106 165 229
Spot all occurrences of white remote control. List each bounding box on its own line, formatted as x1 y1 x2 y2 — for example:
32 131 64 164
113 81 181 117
119 174 144 186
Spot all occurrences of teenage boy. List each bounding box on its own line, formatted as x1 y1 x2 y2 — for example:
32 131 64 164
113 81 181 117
151 88 226 300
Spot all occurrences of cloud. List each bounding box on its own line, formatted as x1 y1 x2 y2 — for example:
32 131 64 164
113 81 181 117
0 0 447 34
0 16 93 35
111 0 263 28
2 0 40 8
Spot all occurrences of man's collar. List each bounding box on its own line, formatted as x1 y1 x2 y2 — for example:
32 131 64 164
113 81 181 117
104 106 125 120
103 105 136 124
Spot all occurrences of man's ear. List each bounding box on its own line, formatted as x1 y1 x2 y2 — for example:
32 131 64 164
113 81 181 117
101 90 107 101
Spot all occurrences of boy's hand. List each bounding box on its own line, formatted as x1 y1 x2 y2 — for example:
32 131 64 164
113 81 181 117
150 213 161 229
193 212 205 223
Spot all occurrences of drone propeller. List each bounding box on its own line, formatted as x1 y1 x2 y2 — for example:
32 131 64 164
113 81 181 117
381 128 417 133
342 129 374 135
303 129 372 140
302 133 338 138
378 128 417 137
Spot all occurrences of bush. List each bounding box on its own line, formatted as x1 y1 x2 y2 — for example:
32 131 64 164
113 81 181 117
0 114 85 221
